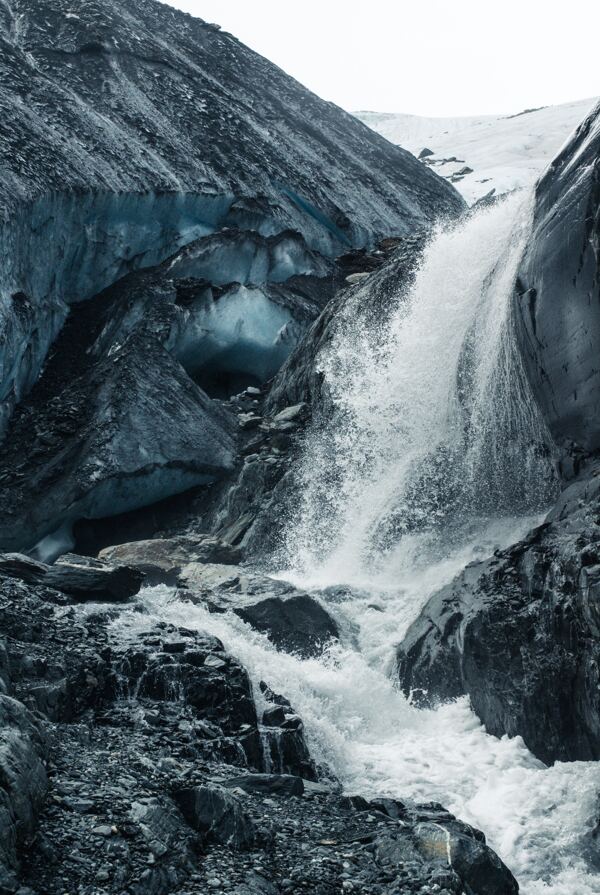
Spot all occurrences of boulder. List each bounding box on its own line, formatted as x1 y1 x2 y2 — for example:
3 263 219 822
370 798 518 895
173 785 257 849
224 774 304 797
99 535 241 584
235 594 339 658
396 483 600 763
0 553 143 602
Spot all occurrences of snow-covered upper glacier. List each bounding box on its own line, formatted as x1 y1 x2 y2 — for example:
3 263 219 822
356 98 598 204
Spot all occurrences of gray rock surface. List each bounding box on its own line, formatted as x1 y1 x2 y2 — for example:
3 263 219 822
99 535 242 584
0 552 144 601
396 473 600 764
0 695 48 891
173 785 257 849
514 100 600 463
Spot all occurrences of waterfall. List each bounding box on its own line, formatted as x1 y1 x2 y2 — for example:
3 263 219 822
108 192 600 895
284 191 557 590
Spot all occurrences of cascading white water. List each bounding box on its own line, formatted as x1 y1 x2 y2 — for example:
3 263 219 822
284 191 556 590
105 193 600 894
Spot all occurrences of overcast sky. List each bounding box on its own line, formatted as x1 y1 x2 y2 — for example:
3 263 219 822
164 0 598 117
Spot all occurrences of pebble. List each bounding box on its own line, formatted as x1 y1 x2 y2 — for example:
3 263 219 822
92 825 113 837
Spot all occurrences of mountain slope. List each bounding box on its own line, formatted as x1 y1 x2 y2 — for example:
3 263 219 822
356 98 597 204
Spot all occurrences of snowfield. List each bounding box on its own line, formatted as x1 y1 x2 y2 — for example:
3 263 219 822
356 98 598 204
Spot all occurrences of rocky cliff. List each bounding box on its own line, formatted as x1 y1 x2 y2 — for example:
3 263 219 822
513 100 600 465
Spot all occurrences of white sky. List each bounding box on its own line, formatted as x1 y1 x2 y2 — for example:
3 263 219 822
164 0 599 116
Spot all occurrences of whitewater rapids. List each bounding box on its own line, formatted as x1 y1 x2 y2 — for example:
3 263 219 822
114 194 600 894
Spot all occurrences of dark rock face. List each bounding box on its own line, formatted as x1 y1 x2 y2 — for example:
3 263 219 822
0 553 144 601
225 773 305 797
173 785 258 849
514 100 600 462
236 594 339 659
0 695 48 891
178 561 339 659
396 477 600 764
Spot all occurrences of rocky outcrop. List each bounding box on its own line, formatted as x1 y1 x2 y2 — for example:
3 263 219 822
513 100 600 466
0 696 48 892
177 561 339 658
0 552 144 601
396 472 600 764
98 535 242 583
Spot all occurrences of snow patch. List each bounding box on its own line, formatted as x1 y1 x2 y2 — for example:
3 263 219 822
356 98 598 204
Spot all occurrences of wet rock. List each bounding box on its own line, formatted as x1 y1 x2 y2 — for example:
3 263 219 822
173 785 257 848
514 100 600 461
224 774 305 797
0 552 143 601
99 535 241 584
262 705 287 727
115 633 257 739
0 696 48 889
261 723 317 781
396 489 600 763
419 148 435 158
235 593 339 658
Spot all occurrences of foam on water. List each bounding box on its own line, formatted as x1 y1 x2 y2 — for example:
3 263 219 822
283 192 556 591
113 584 600 895
108 194 600 892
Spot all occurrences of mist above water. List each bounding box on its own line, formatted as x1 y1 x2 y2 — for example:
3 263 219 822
283 192 556 592
114 196 598 893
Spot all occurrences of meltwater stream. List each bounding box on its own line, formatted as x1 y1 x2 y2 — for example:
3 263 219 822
114 195 600 893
